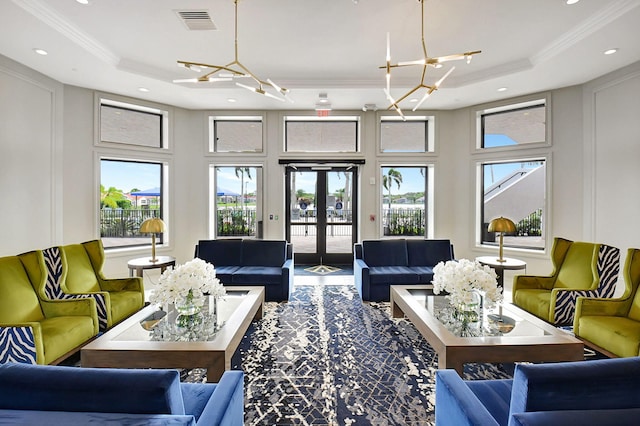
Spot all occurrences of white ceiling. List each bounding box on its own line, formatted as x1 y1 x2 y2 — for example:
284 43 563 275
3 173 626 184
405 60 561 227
1 0 639 111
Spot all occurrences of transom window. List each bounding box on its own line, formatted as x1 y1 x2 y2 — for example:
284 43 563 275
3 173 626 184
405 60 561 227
99 99 167 149
479 100 546 149
380 116 433 153
285 116 359 152
210 116 263 153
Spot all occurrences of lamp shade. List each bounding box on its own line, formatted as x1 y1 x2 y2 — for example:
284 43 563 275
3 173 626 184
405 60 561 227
140 217 166 234
488 217 516 234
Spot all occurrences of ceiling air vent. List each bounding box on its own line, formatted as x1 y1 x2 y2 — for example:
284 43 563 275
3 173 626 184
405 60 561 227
175 10 217 31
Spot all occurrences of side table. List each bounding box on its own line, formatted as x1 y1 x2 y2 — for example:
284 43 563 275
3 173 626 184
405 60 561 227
476 256 526 288
128 256 176 278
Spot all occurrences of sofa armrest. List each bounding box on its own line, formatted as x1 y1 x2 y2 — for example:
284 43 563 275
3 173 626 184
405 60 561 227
354 243 363 260
512 275 555 292
509 358 640 415
575 296 629 317
509 408 640 426
435 370 500 426
353 258 370 300
196 371 244 426
99 276 144 293
0 323 43 364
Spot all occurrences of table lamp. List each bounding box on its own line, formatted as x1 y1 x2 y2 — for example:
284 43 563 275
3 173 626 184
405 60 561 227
488 216 516 263
139 217 166 262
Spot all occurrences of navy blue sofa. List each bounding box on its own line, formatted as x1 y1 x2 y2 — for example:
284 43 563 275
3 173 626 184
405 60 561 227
354 239 454 301
435 357 640 426
0 363 244 425
195 239 293 302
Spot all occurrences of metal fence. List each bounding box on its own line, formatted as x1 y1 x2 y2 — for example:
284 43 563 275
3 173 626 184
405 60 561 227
217 209 256 237
100 209 160 238
383 208 425 236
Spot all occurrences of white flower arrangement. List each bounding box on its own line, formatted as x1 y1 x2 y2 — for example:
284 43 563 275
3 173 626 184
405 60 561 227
148 258 226 308
432 259 502 308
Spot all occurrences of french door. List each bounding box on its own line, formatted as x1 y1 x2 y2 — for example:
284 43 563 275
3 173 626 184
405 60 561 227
285 166 358 265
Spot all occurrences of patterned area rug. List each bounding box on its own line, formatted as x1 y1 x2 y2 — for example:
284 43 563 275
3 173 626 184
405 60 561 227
222 285 510 425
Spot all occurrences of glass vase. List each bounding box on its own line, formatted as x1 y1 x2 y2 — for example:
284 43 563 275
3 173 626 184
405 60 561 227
455 291 482 325
174 290 201 316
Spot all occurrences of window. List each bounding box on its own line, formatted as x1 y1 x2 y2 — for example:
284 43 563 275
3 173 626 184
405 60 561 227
211 166 262 238
381 166 430 237
480 160 546 250
100 159 165 249
210 116 263 153
477 98 549 251
479 100 546 149
285 117 358 152
99 99 167 149
380 116 433 152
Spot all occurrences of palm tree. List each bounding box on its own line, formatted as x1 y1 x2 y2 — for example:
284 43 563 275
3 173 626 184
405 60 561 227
382 169 403 231
100 185 126 209
382 168 403 211
235 167 252 209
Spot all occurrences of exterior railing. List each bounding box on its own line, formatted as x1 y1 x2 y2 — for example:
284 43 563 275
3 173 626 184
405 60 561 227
100 209 160 238
217 209 256 236
383 208 425 236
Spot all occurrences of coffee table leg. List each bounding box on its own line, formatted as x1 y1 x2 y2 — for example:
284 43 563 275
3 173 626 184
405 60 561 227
438 352 464 377
206 356 226 383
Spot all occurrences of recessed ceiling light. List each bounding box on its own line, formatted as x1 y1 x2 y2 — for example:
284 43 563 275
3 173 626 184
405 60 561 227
497 87 508 92
566 0 580 5
76 0 89 5
604 48 619 55
409 98 419 103
227 98 237 103
138 87 149 92
33 48 48 55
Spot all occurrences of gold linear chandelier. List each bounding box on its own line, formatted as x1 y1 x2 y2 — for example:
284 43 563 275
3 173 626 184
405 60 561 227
382 0 481 117
173 0 291 102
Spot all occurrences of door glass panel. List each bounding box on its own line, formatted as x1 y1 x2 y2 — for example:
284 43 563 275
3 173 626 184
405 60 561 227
290 171 317 254
326 171 353 254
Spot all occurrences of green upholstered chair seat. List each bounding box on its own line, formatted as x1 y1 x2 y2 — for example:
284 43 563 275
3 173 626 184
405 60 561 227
513 289 551 322
576 316 640 358
108 291 144 325
40 316 97 364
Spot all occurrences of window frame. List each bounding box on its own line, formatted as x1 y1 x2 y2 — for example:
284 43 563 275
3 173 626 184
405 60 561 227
208 115 265 154
208 163 264 239
473 94 552 254
95 94 171 152
379 115 435 154
283 115 360 153
378 163 434 239
475 96 551 153
97 155 170 252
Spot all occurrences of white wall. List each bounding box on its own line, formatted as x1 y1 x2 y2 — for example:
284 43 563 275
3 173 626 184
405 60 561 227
2 52 639 287
0 55 63 254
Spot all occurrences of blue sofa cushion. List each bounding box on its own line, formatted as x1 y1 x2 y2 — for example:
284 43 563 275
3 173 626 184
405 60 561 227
242 240 286 267
363 240 408 267
410 265 436 283
369 266 420 284
407 239 453 267
196 239 243 267
0 409 197 425
232 266 283 285
213 266 239 285
467 379 513 426
0 363 185 415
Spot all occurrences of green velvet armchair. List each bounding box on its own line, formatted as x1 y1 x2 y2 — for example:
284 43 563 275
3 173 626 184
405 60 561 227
1 252 98 365
57 240 144 330
574 248 640 357
512 237 620 326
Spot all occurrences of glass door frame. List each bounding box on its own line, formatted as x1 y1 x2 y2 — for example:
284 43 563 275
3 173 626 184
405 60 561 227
285 165 359 265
